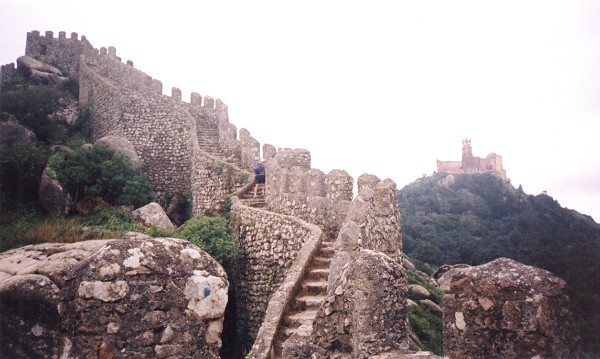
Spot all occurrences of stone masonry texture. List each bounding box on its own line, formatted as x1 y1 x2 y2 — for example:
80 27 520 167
443 257 578 359
0 234 228 358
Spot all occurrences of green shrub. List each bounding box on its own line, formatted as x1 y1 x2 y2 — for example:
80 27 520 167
59 77 79 98
0 210 40 251
49 145 154 208
146 226 179 238
0 83 72 143
180 216 236 270
0 141 48 209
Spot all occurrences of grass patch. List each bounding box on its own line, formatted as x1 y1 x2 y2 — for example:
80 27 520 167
0 207 140 252
408 304 443 355
406 265 446 355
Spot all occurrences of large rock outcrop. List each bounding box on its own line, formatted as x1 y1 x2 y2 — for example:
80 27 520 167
38 165 70 216
443 257 578 359
16 55 68 85
95 135 142 168
0 116 37 149
132 202 175 229
0 234 228 358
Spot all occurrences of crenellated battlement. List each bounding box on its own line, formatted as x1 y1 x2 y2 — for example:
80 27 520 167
25 30 93 77
25 30 224 109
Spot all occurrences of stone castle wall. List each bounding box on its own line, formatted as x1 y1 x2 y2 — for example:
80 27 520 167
25 30 94 78
0 63 17 85
23 30 262 214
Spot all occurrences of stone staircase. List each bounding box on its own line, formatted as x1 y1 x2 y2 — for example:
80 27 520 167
196 121 220 155
271 235 335 357
195 118 245 168
238 184 266 209
238 183 335 357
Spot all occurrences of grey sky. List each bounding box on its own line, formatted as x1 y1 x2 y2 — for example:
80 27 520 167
1 0 599 221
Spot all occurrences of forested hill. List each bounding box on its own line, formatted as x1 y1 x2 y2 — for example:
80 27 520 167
397 172 600 353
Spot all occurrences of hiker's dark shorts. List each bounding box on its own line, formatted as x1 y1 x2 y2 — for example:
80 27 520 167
255 175 265 184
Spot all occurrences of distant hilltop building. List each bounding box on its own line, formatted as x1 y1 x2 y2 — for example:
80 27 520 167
437 139 507 180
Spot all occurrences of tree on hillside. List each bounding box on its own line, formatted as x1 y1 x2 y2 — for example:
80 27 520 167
49 145 153 208
397 172 600 354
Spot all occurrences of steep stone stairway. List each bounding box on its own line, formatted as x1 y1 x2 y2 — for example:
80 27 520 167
195 118 245 168
238 184 267 209
196 121 220 155
271 234 336 357
237 183 335 357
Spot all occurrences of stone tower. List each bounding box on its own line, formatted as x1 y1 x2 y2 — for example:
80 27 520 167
461 138 475 172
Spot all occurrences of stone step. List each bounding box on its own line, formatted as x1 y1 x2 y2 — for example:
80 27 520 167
283 309 318 327
294 294 326 310
301 280 328 296
318 246 334 257
322 240 336 247
306 267 329 280
271 237 337 358
311 256 332 269
240 192 265 200
241 197 266 204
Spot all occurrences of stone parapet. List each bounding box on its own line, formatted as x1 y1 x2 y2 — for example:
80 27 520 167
265 152 353 237
442 258 578 359
306 175 408 357
310 250 409 358
0 63 17 84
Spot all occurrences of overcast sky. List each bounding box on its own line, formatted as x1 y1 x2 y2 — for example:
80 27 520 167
1 0 599 221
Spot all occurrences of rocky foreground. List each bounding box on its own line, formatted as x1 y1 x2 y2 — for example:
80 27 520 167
0 233 228 358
